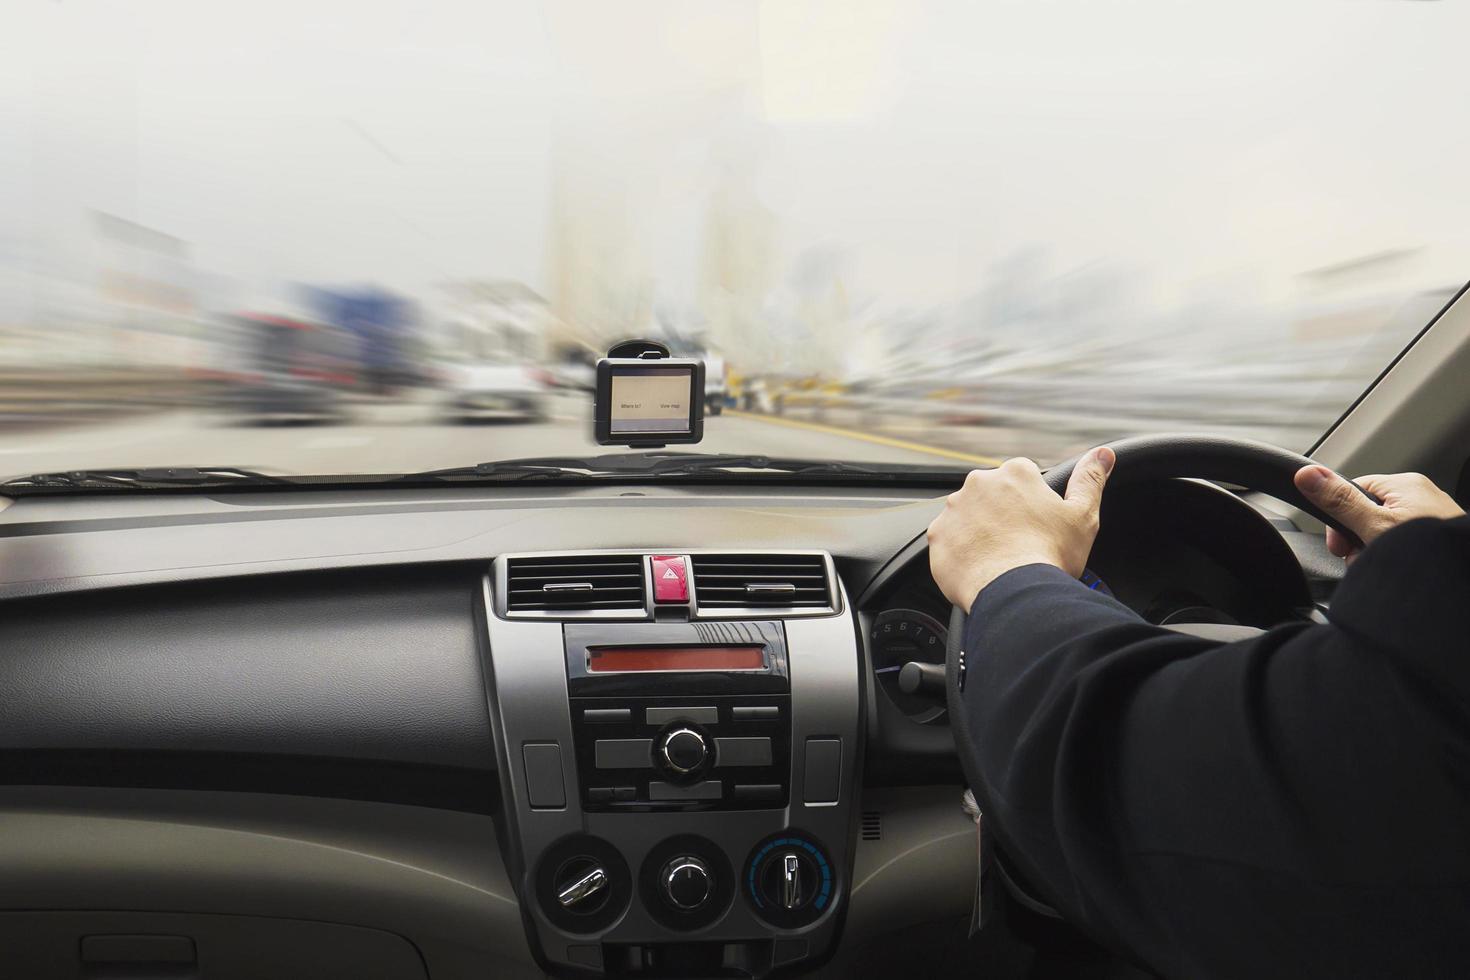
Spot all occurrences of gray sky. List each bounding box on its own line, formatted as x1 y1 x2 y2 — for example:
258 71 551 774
6 0 1470 317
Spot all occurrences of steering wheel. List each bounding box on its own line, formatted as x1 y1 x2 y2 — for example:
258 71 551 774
943 434 1378 918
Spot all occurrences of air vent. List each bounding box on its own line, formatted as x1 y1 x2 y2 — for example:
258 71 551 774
690 553 832 611
861 811 883 841
504 555 646 613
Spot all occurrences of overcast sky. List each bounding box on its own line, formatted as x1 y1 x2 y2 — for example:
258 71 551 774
6 0 1470 317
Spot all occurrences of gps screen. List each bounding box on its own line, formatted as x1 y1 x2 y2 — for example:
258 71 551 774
609 367 694 435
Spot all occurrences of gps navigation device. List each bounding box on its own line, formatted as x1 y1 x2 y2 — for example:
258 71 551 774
594 341 705 447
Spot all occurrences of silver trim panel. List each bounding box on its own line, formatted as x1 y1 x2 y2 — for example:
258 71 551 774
484 571 862 975
493 549 842 621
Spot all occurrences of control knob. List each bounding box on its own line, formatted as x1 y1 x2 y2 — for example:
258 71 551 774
760 850 817 911
555 859 609 913
660 855 713 911
746 834 833 928
658 726 710 776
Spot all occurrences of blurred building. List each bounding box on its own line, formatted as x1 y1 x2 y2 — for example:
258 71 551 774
1293 249 1433 344
92 211 203 372
541 3 765 357
697 166 779 369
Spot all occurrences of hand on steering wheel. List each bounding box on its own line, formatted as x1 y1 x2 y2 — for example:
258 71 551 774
927 448 1116 613
935 434 1383 922
936 434 1384 650
931 433 1381 618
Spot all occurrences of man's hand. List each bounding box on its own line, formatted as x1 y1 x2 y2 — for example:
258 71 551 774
928 447 1116 611
1294 466 1464 561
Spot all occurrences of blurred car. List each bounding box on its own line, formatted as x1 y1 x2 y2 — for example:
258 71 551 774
438 362 552 423
549 349 597 393
703 352 729 415
304 285 421 396
208 313 357 424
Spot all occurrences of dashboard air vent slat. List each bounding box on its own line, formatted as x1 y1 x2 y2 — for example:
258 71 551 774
505 555 645 612
691 554 832 609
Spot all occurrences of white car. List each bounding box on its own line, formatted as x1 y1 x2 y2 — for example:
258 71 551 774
439 362 551 423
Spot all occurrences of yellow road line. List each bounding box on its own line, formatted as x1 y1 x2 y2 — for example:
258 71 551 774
726 409 1004 467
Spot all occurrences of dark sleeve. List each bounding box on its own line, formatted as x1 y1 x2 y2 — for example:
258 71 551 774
957 516 1470 980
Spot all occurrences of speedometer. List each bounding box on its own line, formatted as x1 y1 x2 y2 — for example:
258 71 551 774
870 608 948 723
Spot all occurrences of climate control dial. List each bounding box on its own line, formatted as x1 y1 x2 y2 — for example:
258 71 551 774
533 835 631 934
639 835 734 931
661 855 713 910
745 832 834 928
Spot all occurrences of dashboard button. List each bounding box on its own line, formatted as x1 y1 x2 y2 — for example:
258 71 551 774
732 784 783 803
611 785 638 801
521 742 566 809
651 555 689 603
595 738 653 769
646 705 717 725
583 708 632 724
586 786 615 803
731 705 780 722
648 780 722 801
802 738 842 803
716 736 772 767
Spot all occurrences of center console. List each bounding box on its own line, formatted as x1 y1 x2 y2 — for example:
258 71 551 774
483 551 861 977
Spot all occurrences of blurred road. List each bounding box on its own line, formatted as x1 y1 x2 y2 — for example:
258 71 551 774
0 392 999 481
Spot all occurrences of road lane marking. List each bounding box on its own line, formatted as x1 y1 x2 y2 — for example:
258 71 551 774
726 410 1004 467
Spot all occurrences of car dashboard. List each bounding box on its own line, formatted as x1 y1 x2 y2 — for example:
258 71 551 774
0 479 1336 979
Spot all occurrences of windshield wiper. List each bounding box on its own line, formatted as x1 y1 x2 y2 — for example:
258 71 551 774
399 452 965 482
2 466 292 491
2 454 972 495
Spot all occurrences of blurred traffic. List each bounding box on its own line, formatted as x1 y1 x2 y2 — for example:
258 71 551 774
3 1 1468 479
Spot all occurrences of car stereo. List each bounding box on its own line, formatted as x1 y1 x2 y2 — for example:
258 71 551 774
564 622 792 813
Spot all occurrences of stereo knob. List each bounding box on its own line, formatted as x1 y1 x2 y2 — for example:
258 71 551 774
658 727 710 776
661 855 713 911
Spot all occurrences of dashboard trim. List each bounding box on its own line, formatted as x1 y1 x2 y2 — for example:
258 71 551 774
492 549 843 621
482 563 862 977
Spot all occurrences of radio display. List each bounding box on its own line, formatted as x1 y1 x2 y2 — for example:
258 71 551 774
586 645 765 673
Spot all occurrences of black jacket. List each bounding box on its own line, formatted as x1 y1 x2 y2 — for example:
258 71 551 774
958 516 1470 980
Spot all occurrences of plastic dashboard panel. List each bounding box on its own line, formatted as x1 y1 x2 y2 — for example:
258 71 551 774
0 487 940 601
0 565 497 808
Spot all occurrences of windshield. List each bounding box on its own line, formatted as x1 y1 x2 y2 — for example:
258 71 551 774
4 1 1466 482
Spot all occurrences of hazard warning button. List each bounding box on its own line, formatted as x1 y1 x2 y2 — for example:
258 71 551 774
651 555 689 604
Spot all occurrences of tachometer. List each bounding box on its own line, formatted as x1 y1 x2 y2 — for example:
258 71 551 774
870 608 948 723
